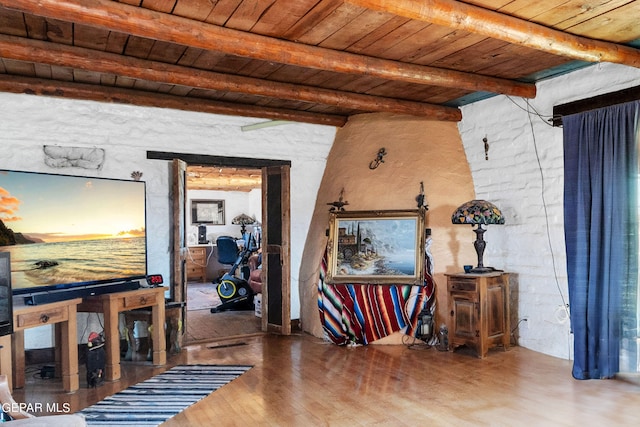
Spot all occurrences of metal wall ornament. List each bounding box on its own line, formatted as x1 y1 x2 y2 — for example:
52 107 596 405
327 188 349 212
415 181 428 210
483 136 490 160
369 147 387 169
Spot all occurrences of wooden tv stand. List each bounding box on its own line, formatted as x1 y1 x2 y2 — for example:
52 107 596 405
78 286 166 381
11 298 82 392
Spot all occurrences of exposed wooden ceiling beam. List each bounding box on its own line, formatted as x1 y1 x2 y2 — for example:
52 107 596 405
0 0 536 98
0 35 461 121
348 0 640 68
0 74 348 127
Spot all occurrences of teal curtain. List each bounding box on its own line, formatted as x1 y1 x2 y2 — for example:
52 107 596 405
563 101 639 379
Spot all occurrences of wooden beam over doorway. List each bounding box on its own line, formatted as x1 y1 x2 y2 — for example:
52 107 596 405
146 152 292 169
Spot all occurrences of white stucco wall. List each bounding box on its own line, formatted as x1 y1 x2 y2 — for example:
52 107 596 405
458 62 640 359
0 93 336 348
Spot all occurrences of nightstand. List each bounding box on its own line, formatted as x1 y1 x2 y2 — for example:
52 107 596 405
446 272 510 358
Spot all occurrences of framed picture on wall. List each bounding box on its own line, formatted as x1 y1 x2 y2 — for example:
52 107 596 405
325 209 426 285
191 199 225 225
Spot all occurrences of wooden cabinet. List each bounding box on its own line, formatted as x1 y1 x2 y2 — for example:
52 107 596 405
186 246 207 282
446 272 510 358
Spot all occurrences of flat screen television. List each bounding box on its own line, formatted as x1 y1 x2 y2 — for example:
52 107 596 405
0 169 146 304
0 252 12 336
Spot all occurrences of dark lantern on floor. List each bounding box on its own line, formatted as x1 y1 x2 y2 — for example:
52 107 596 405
451 199 505 273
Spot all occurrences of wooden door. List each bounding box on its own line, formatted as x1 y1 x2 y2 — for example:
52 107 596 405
262 165 291 334
171 159 187 346
451 293 478 342
486 280 506 338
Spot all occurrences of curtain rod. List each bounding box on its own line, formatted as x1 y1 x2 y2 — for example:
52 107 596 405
552 85 640 127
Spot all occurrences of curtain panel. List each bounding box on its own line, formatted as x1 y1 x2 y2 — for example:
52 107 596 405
563 101 639 379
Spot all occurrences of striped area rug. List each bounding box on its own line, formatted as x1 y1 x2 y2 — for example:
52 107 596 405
79 364 252 426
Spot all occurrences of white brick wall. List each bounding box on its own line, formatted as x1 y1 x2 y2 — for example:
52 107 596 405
458 62 640 359
0 94 336 347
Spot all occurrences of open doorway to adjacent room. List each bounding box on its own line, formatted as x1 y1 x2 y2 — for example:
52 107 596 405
147 151 292 347
184 165 263 343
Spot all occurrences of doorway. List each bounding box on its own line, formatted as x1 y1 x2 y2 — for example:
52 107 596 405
146 151 292 345
184 165 263 342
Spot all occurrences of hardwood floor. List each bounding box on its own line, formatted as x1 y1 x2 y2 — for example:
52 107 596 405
185 281 262 343
12 334 640 426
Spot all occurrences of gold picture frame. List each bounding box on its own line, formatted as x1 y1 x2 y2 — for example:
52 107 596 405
326 209 426 285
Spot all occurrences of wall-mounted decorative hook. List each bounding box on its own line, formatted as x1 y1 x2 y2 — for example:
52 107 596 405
369 148 387 169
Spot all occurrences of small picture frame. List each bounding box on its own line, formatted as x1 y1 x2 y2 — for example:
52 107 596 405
326 209 426 285
191 199 225 225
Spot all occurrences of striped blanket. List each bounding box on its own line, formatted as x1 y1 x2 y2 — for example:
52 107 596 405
318 240 436 345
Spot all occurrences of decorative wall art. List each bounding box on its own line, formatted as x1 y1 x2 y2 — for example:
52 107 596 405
43 145 105 169
191 199 225 225
326 209 426 285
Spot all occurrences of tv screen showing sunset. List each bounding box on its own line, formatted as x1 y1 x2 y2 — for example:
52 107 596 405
0 169 146 292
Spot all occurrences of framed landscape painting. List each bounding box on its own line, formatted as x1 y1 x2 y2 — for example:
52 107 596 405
325 209 426 285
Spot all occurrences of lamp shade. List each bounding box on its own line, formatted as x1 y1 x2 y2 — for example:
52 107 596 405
451 200 505 225
232 213 255 226
232 213 256 235
451 199 504 273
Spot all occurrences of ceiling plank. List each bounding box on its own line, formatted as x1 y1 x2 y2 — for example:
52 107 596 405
187 166 262 192
0 0 536 98
0 7 26 36
0 74 348 127
0 34 462 120
346 0 640 68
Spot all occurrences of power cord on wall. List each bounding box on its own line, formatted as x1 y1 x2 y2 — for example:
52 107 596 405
510 318 528 346
509 96 570 316
185 244 215 267
81 312 105 343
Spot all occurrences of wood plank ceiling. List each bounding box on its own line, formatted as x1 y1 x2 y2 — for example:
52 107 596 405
187 165 261 192
0 0 639 128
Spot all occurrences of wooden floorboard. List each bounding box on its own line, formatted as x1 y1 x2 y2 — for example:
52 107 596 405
11 334 640 426
185 281 263 343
